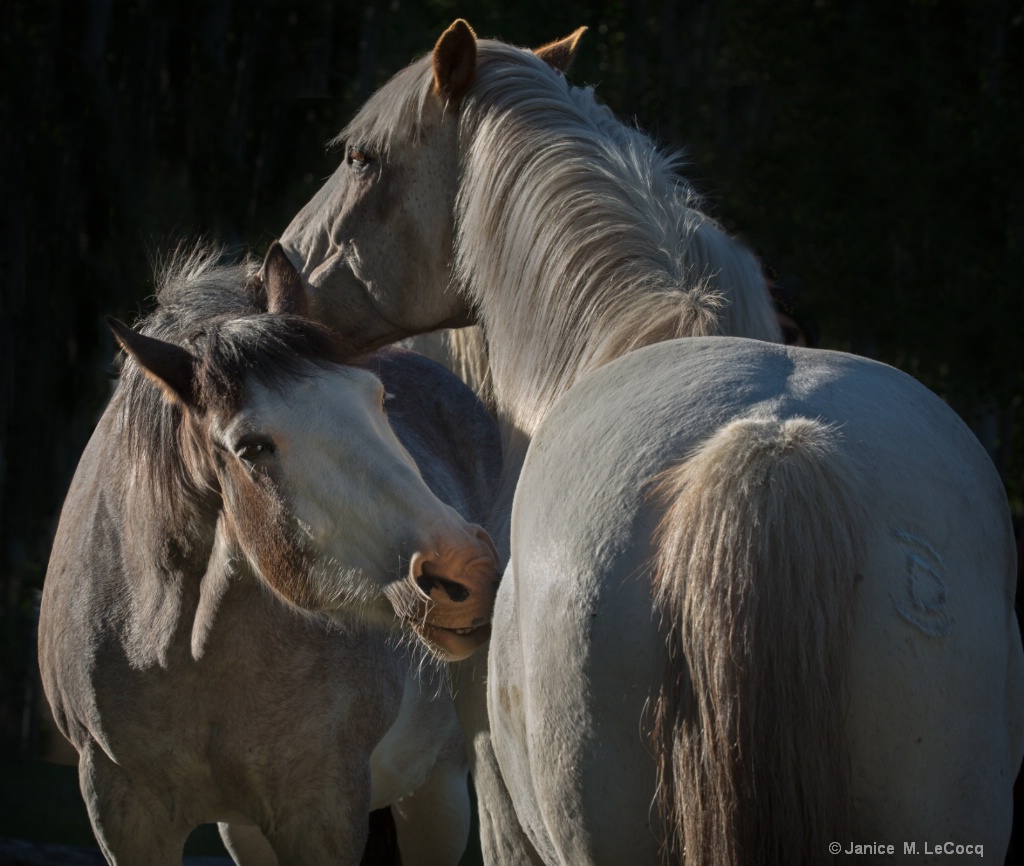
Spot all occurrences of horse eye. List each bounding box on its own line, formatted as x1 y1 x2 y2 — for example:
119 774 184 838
236 438 276 464
347 145 373 170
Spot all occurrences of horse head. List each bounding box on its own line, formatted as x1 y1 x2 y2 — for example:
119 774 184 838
109 298 499 661
273 20 587 350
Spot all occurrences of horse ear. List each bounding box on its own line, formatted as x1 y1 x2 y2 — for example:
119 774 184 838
534 27 587 73
263 241 309 316
108 317 199 407
433 19 477 103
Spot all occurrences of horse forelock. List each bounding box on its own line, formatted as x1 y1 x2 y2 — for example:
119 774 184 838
339 55 435 156
119 244 364 528
189 316 363 416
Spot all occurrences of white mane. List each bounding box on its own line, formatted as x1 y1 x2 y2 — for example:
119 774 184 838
343 40 779 498
453 43 777 444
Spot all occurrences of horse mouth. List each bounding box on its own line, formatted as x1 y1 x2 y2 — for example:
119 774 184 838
415 622 495 655
410 620 493 660
385 548 499 661
440 625 483 636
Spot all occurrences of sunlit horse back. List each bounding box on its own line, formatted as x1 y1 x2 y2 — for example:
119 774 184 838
37 246 501 865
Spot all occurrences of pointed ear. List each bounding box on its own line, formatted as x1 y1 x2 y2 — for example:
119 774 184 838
263 241 308 316
534 26 587 73
433 19 477 104
109 317 199 407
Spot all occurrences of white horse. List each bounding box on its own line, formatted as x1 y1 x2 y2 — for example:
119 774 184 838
38 245 502 866
273 21 1024 864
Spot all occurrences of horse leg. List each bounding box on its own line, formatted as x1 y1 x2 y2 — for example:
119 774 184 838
451 651 547 866
260 776 371 866
473 729 549 865
489 556 664 866
218 823 278 866
1006 609 1024 794
391 750 471 866
79 742 191 866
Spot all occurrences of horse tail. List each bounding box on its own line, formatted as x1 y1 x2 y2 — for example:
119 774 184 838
650 414 864 866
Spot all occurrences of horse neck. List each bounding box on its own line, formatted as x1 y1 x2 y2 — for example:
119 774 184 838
189 523 299 661
456 102 731 535
459 96 735 425
106 393 227 664
117 469 290 666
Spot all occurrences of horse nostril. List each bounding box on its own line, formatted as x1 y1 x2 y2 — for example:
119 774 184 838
415 571 470 603
438 577 470 602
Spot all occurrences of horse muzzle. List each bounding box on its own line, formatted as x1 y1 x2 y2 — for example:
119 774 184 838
388 525 501 660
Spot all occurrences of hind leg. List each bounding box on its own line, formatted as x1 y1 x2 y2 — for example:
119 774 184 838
218 823 278 866
392 750 471 866
845 537 1022 862
1007 611 1024 786
451 652 546 866
79 743 191 866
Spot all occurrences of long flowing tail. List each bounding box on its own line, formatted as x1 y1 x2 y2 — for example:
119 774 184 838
650 414 865 865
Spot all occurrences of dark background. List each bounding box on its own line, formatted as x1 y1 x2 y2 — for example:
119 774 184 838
2 0 1022 855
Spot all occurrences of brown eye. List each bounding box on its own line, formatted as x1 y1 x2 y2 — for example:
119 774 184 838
347 145 372 170
236 437 276 464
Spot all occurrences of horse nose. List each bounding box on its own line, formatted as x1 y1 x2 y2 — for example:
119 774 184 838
399 525 500 659
473 524 500 563
415 568 472 605
408 525 499 610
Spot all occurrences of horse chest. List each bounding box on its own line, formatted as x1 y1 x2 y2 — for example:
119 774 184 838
368 666 460 809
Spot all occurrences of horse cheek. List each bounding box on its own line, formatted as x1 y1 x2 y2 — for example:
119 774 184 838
224 465 318 610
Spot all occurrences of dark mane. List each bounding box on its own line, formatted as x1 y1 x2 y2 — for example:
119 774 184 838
116 244 362 520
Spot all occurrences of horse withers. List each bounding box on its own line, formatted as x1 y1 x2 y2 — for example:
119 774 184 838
37 246 501 866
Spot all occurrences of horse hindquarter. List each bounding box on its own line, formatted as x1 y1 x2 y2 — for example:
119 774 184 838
490 339 1021 865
